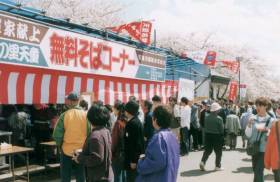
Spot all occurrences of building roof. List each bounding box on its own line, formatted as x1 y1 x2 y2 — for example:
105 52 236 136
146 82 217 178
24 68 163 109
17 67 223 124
210 69 231 85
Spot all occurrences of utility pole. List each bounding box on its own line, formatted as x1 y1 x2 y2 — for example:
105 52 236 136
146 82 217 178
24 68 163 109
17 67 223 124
153 29 157 47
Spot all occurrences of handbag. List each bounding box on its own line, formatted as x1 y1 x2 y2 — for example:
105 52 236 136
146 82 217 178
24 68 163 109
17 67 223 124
170 117 181 129
246 117 271 156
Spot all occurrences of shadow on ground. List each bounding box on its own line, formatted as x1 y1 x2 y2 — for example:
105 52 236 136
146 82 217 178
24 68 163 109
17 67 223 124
242 158 252 162
232 167 253 174
264 174 274 181
235 148 246 153
181 169 216 177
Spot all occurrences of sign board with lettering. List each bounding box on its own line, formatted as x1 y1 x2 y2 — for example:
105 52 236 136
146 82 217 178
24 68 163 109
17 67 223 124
177 78 195 102
240 84 247 98
0 13 166 82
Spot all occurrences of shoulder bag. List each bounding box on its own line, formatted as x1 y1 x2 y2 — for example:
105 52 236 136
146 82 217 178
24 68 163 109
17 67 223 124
246 117 271 156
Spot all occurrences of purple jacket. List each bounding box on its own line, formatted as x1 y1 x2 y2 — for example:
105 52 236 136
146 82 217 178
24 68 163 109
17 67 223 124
136 129 180 182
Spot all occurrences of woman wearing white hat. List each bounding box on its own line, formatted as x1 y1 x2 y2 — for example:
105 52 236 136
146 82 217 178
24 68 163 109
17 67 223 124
199 102 224 171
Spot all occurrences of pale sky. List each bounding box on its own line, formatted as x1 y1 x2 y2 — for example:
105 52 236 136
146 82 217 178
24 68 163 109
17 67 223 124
119 0 280 67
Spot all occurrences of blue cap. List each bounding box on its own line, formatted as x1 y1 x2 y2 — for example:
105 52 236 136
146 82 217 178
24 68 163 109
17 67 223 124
66 92 79 101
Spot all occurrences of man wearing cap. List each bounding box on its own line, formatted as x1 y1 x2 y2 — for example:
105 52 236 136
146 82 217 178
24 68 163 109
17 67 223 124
199 102 224 171
124 100 145 182
53 92 91 182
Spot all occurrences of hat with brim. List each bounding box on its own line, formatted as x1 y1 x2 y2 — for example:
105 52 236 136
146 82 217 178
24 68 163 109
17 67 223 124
66 92 79 101
210 102 222 112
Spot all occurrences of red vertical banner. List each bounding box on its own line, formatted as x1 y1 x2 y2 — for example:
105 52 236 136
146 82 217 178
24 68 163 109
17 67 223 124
228 81 238 101
203 51 216 66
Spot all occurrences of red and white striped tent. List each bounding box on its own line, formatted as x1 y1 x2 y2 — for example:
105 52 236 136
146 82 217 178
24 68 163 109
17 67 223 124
0 63 178 105
0 6 180 105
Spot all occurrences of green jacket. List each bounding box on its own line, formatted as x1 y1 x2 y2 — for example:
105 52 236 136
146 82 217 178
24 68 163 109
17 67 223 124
53 106 91 148
204 113 224 135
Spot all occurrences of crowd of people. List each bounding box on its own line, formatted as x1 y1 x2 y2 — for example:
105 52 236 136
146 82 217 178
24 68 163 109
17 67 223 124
199 97 280 182
52 91 280 182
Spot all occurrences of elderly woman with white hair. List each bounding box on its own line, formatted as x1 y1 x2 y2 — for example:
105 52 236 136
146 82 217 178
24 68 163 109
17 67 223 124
199 102 224 171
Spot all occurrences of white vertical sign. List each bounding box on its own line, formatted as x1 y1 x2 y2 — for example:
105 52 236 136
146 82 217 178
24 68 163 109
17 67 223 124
177 78 195 102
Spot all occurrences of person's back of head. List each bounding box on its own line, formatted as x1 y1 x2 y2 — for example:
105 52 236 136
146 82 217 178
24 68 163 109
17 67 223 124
104 104 113 113
181 97 189 106
87 104 110 127
79 100 88 111
153 105 172 129
113 100 126 121
92 100 104 107
125 101 140 119
144 100 153 112
113 100 124 111
66 92 80 108
152 95 162 103
129 96 137 102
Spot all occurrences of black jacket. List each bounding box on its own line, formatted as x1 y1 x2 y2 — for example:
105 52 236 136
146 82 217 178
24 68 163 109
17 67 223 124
124 116 145 170
200 109 206 128
218 108 229 124
144 111 154 143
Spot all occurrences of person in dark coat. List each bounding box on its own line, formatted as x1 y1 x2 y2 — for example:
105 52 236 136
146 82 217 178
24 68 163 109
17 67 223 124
200 102 224 171
124 101 145 182
73 104 113 182
190 103 200 151
143 100 154 147
218 103 230 148
199 100 210 146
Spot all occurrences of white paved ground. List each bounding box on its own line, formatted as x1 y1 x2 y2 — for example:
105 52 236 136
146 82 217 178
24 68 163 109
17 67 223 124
177 138 274 182
15 137 275 182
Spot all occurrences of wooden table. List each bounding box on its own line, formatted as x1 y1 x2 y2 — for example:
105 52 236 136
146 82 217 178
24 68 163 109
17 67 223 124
0 146 33 182
0 131 13 171
40 141 59 174
40 141 56 146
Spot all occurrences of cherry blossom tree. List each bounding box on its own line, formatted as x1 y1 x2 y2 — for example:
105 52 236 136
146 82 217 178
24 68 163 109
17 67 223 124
157 33 280 100
22 0 125 29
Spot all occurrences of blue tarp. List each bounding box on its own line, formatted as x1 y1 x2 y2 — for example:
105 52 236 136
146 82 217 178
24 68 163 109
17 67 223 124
165 56 210 83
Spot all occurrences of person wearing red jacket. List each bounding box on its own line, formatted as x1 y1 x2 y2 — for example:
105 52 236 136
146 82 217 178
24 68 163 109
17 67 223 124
265 120 280 182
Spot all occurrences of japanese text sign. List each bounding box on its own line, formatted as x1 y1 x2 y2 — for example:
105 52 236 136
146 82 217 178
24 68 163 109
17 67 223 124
221 60 240 73
0 13 165 82
109 21 152 45
228 81 238 101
